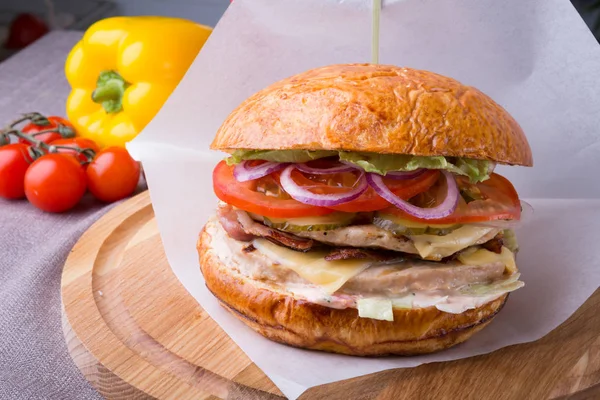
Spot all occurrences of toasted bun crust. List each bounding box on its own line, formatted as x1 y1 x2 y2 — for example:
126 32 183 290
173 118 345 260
197 224 508 356
211 63 532 166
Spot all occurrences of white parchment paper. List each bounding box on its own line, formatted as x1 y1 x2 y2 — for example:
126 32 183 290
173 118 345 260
128 1 600 398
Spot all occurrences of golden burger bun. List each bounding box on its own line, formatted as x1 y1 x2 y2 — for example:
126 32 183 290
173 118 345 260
211 63 532 166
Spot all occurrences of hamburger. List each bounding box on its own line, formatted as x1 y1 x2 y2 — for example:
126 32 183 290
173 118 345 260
197 63 532 356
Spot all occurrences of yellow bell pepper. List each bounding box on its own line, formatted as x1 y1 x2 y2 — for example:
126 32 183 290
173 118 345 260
64 16 212 148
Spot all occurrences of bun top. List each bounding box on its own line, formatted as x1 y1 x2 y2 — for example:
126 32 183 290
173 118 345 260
211 63 533 166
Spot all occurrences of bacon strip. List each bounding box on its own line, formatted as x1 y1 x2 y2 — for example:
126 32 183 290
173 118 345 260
324 247 401 262
482 232 504 254
216 204 254 241
217 204 316 252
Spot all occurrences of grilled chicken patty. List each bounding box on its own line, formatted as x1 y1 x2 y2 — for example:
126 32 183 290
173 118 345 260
217 203 501 259
206 218 506 297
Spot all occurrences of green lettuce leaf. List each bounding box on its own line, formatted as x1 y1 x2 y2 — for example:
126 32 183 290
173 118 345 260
503 229 519 253
226 149 337 165
339 152 493 183
453 158 494 183
459 273 524 297
226 149 493 183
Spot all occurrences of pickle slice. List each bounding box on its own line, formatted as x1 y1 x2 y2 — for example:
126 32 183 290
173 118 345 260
373 213 461 236
263 212 356 232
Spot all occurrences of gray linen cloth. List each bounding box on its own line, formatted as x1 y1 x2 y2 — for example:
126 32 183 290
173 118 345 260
0 32 137 399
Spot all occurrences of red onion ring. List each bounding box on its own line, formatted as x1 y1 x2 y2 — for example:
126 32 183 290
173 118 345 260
367 171 459 219
384 169 426 180
279 165 368 207
295 162 357 175
233 160 288 182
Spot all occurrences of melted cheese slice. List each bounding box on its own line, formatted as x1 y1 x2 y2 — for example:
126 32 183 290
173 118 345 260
458 246 517 274
410 225 497 260
253 239 372 294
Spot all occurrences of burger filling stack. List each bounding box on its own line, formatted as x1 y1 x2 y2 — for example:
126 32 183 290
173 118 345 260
197 64 533 356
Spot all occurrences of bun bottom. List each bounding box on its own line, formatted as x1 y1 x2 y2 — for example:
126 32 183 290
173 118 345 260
197 224 508 356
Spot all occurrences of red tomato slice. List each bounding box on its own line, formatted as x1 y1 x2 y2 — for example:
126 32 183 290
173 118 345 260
213 161 441 218
381 173 521 224
288 169 440 212
213 160 335 218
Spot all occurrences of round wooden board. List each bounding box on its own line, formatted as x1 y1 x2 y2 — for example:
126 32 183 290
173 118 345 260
61 191 600 400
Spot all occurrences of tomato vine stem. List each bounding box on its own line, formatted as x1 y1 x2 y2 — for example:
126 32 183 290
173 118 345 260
3 122 95 164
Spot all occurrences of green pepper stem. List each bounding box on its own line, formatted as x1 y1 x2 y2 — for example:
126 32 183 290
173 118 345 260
92 70 130 114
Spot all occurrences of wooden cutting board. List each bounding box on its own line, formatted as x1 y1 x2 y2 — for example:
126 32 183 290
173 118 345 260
61 190 600 400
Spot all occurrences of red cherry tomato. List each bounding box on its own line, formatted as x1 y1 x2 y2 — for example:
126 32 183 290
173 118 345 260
19 116 76 145
0 143 33 199
86 147 140 203
49 137 99 164
24 154 86 213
